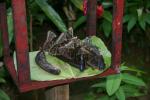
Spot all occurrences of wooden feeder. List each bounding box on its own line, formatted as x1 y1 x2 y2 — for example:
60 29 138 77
0 0 124 92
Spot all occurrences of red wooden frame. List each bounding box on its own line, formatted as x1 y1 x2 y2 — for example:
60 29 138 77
0 0 124 92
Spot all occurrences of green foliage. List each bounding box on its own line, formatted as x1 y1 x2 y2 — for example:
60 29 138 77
0 68 10 100
73 16 87 29
0 89 10 100
115 87 125 100
0 7 12 100
86 65 147 100
70 0 83 11
35 0 67 32
106 74 121 96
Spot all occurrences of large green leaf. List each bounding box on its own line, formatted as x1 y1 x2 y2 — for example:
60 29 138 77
127 15 137 32
120 65 146 74
7 9 14 43
138 14 146 31
102 19 112 37
36 0 67 32
73 16 86 29
115 87 125 100
122 85 146 97
102 11 112 23
123 14 131 23
102 2 113 9
70 0 83 11
91 82 106 88
122 73 146 86
145 13 150 25
106 74 122 96
91 36 111 67
0 89 10 100
14 36 111 81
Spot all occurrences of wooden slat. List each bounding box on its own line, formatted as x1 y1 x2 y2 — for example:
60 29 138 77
87 0 97 36
45 85 69 100
112 0 124 70
11 0 30 85
0 3 18 85
19 68 117 92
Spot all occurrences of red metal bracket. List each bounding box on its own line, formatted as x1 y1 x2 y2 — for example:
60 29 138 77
112 0 124 69
11 0 30 85
0 3 18 85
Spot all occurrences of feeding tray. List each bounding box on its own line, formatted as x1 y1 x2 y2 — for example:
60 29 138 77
0 0 124 92
13 36 111 81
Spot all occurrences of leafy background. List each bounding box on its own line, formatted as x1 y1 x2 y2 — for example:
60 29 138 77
0 0 150 100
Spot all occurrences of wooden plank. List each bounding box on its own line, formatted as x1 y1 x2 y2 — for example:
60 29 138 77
112 0 124 70
18 68 117 92
11 0 30 85
0 3 18 84
45 85 69 100
87 0 97 36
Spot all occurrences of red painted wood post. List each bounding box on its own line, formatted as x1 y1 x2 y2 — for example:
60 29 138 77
112 0 124 70
11 0 30 85
0 3 18 84
87 0 97 36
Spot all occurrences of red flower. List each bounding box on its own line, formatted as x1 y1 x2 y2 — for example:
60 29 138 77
83 0 88 16
83 0 104 18
97 5 104 17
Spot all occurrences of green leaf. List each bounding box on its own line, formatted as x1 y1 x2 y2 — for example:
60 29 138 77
0 89 10 100
91 82 106 88
36 14 46 25
84 92 96 100
70 0 83 11
115 87 125 100
138 15 146 31
144 13 150 25
120 65 146 74
127 15 137 32
73 16 86 29
0 67 8 78
122 73 146 86
123 14 131 23
102 11 112 23
106 74 122 96
97 95 110 100
36 0 67 32
137 8 143 17
7 9 14 43
102 19 112 37
102 2 113 9
122 85 146 97
90 36 111 67
0 77 6 83
121 85 139 93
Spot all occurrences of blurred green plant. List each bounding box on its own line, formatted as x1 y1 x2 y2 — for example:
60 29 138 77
0 67 10 100
0 7 13 100
0 8 14 57
85 64 147 100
